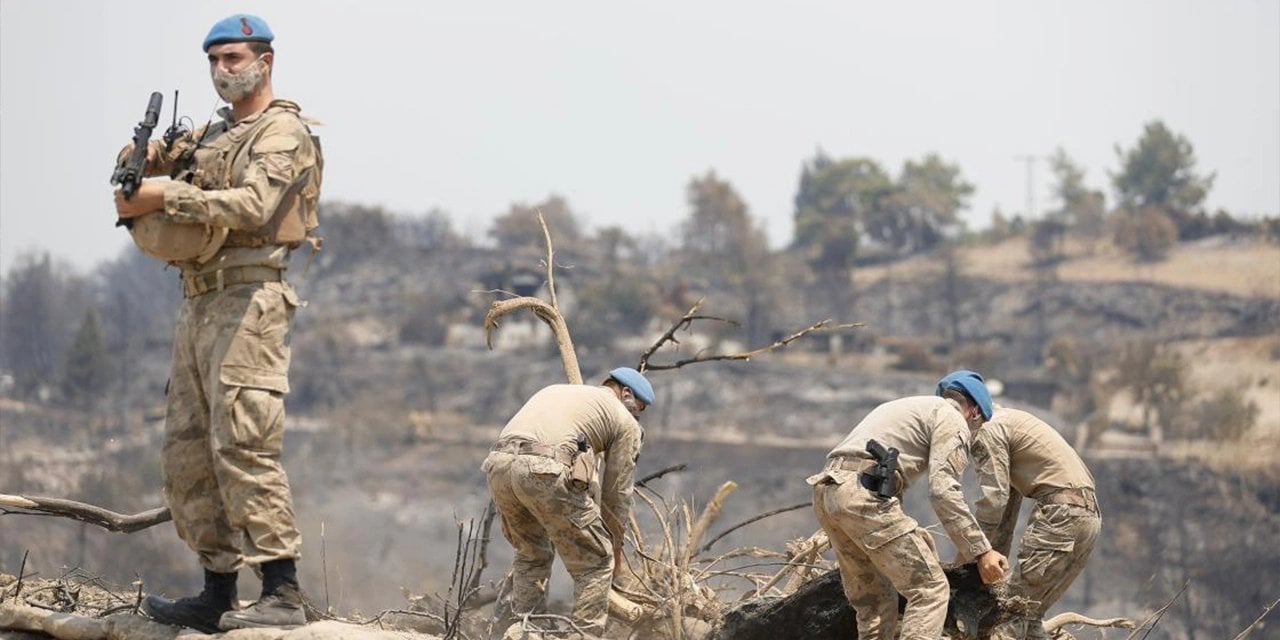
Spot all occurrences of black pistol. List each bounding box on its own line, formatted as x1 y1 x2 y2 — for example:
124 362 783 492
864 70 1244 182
865 439 901 499
111 92 163 227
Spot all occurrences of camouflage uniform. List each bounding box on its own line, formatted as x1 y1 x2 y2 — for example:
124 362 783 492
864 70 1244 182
482 385 643 636
972 407 1101 640
807 396 991 640
147 100 321 573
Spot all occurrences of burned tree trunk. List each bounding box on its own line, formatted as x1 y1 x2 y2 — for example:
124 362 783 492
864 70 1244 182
712 564 1035 640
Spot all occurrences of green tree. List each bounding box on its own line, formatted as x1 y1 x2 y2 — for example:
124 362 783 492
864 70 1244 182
61 307 111 407
1111 120 1216 240
869 154 974 255
792 152 892 314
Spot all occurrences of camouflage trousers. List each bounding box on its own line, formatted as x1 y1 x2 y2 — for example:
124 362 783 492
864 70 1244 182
990 503 1101 640
811 477 949 640
483 451 613 636
163 281 302 574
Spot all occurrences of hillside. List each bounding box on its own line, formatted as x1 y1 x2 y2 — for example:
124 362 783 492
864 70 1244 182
2 230 1278 639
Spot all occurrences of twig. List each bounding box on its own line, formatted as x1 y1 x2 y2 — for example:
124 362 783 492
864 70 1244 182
682 482 737 568
638 299 721 372
637 463 688 488
1128 580 1189 640
321 520 331 614
464 501 497 603
1230 595 1280 640
16 549 28 601
537 210 559 311
698 502 812 556
641 317 864 372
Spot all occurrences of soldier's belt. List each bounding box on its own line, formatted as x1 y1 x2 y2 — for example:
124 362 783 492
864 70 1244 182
493 439 575 467
825 455 904 498
1039 487 1099 514
183 266 284 298
824 455 875 474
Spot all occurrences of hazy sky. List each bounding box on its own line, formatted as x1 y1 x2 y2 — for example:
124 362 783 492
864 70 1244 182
2 0 1277 275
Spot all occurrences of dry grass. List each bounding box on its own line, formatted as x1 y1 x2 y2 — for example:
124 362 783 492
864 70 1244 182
855 236 1280 298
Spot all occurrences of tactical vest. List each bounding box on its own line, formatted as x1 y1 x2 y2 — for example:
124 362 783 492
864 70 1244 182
181 99 323 251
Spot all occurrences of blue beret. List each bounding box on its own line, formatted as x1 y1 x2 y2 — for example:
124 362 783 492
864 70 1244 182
935 369 993 421
609 367 656 406
203 14 274 52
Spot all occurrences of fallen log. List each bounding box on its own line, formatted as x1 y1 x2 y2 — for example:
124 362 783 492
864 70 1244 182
712 563 1054 640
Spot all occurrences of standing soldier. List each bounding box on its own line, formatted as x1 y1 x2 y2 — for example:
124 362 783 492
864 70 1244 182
935 370 1101 640
483 368 653 639
113 14 323 633
807 394 1009 640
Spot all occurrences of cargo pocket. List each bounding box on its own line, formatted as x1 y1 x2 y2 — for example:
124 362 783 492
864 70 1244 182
568 503 610 559
223 385 285 454
863 516 919 550
219 285 293 393
1017 507 1077 586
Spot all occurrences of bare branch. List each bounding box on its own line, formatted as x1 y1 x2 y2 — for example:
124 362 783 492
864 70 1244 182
1230 595 1280 640
0 495 169 534
697 502 812 556
636 464 688 488
483 296 582 385
536 210 560 311
640 313 864 372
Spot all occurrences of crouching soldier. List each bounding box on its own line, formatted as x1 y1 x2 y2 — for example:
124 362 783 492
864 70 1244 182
483 368 653 639
935 370 1101 640
807 394 1009 640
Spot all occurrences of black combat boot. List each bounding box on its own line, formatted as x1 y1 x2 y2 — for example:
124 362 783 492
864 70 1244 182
218 558 307 630
140 569 237 633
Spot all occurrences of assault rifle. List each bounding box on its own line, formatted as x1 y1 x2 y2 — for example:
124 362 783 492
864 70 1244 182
111 92 163 201
111 91 189 229
865 439 901 500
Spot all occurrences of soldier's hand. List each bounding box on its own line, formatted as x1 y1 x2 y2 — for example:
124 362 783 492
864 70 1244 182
117 142 158 168
113 182 165 218
976 549 1009 584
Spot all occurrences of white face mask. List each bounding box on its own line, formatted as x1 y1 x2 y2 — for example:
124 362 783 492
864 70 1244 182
212 55 267 103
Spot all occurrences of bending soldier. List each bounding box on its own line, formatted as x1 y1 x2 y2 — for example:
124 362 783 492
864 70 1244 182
483 368 653 639
935 370 1101 640
113 14 323 633
807 395 1009 640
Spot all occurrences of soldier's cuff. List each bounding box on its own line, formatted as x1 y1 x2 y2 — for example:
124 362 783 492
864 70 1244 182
969 539 992 557
161 182 206 223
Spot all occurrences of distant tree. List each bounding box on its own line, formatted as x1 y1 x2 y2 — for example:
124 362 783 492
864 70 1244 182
792 151 892 318
869 153 974 255
61 307 111 408
318 202 398 267
1115 341 1189 442
988 207 1014 243
1187 388 1259 441
1048 148 1107 253
1029 218 1068 265
0 252 90 399
680 170 773 343
489 194 583 253
1111 120 1216 240
399 208 464 251
1114 206 1179 262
